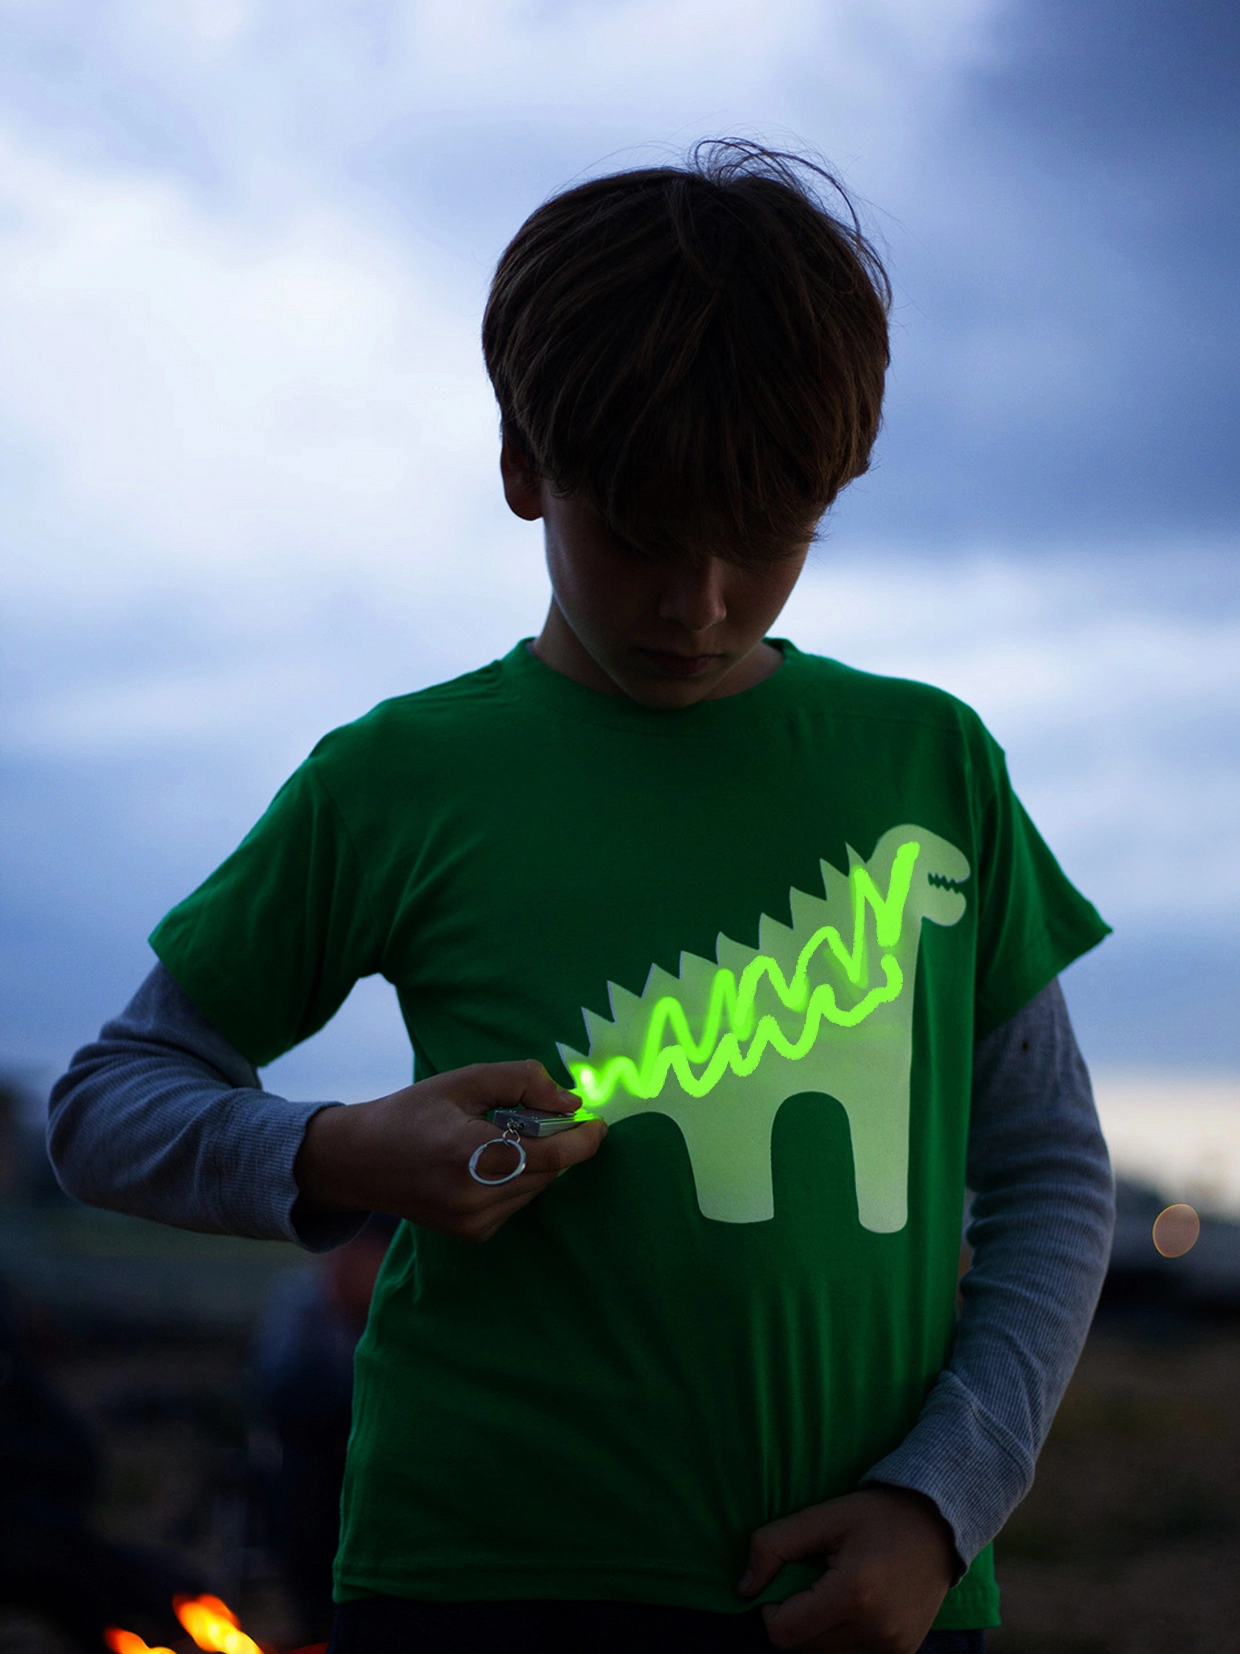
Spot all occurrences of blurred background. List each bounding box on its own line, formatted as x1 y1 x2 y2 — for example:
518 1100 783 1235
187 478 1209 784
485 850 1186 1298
0 2 1237 1651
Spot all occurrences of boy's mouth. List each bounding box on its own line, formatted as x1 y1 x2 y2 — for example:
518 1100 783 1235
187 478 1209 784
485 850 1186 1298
635 647 723 678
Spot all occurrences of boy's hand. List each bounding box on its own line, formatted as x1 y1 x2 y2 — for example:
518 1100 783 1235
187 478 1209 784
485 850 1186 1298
738 1487 958 1653
294 1061 606 1242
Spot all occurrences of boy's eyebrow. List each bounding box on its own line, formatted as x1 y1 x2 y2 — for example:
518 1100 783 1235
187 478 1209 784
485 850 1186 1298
601 511 815 570
620 540 804 572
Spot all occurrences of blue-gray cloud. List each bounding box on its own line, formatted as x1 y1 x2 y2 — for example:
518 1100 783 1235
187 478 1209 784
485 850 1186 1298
840 0 1240 544
1 0 1236 1098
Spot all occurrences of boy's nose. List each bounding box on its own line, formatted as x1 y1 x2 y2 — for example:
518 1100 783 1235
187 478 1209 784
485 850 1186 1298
657 561 728 631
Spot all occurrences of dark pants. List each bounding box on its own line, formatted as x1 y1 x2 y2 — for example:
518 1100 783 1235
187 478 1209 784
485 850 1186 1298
328 1597 985 1653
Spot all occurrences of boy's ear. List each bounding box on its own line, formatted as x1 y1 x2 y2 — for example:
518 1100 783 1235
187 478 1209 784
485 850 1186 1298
500 438 545 522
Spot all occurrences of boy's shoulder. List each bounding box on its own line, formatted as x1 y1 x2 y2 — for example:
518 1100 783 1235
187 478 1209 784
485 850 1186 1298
784 644 993 744
302 655 516 776
357 654 511 728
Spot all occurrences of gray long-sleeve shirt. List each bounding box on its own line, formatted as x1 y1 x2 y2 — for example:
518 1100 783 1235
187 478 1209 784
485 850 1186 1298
47 966 1114 1570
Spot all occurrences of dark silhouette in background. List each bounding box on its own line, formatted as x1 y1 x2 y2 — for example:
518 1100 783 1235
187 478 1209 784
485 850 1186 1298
0 1273 199 1651
254 1216 398 1646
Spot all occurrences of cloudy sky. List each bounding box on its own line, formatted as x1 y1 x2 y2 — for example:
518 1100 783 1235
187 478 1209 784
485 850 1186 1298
1 0 1236 1109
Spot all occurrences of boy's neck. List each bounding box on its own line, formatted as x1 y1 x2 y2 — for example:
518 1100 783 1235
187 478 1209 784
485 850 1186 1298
531 603 786 708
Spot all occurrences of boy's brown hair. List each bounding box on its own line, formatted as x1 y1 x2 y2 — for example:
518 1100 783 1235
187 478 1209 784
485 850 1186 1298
482 139 891 563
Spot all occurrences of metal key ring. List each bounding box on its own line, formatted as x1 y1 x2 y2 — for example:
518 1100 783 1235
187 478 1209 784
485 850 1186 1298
467 1127 528 1187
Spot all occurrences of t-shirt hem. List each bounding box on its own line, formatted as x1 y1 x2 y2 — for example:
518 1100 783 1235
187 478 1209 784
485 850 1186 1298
334 1561 1000 1629
336 1560 763 1612
931 1584 1002 1631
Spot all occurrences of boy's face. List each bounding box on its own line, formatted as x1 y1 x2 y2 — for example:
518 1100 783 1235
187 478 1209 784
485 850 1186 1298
502 445 811 709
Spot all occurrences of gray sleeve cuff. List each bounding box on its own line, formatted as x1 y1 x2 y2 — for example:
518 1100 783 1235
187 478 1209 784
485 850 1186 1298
47 963 370 1251
860 978 1115 1567
860 1371 1030 1575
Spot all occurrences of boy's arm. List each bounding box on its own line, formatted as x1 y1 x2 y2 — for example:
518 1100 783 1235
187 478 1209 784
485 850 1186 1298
49 965 605 1250
47 964 367 1250
856 976 1116 1567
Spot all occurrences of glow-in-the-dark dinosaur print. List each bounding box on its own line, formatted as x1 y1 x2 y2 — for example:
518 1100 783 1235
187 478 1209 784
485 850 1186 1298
572 840 921 1106
559 825 969 1230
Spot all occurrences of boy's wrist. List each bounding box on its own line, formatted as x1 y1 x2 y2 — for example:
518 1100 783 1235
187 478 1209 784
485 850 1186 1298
864 1484 961 1577
294 1101 372 1214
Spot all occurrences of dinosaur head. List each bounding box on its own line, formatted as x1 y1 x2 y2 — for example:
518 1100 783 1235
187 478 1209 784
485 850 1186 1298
906 827 972 932
876 824 969 930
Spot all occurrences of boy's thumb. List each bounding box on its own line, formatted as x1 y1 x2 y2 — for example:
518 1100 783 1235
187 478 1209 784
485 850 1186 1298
737 1503 847 1597
737 1520 794 1598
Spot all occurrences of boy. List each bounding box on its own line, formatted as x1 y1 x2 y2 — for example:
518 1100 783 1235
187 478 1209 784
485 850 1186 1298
50 143 1114 1654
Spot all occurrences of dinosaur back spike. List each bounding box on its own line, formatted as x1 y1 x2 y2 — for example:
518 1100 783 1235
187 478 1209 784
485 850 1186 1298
642 962 684 1001
819 858 852 907
715 932 756 974
581 1004 618 1051
788 886 832 935
557 1041 587 1072
677 951 720 998
607 981 643 1023
757 910 798 967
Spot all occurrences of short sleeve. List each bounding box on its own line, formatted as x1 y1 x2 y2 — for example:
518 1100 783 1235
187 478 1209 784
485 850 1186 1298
970 728 1111 1038
149 757 384 1067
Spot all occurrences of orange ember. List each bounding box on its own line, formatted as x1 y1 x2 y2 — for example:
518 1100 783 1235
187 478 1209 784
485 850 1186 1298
174 1595 264 1654
106 1594 295 1654
104 1632 177 1654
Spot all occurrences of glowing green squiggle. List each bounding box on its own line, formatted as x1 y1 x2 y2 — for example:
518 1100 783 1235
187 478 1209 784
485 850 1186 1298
571 840 921 1106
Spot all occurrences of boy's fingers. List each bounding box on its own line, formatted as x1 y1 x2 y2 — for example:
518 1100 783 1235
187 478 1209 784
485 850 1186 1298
449 1059 582 1117
463 1118 606 1193
760 1580 851 1650
737 1524 784 1596
738 1504 845 1596
458 1113 605 1205
524 1116 607 1171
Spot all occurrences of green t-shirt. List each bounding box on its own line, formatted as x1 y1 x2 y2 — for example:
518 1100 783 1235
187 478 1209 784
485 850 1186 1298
151 641 1108 1629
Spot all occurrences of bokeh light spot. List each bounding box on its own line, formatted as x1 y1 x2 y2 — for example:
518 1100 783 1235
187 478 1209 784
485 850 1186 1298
1152 1203 1201 1258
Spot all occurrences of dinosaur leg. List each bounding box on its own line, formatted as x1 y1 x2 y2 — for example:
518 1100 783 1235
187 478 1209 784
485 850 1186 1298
794 1039 911 1234
837 1086 910 1233
664 1075 786 1224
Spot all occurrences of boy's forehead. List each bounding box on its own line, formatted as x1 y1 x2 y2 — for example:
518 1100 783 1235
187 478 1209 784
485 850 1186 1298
552 486 816 570
602 511 817 571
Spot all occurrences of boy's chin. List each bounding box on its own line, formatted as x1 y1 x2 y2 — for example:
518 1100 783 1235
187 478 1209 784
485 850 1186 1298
615 653 735 708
